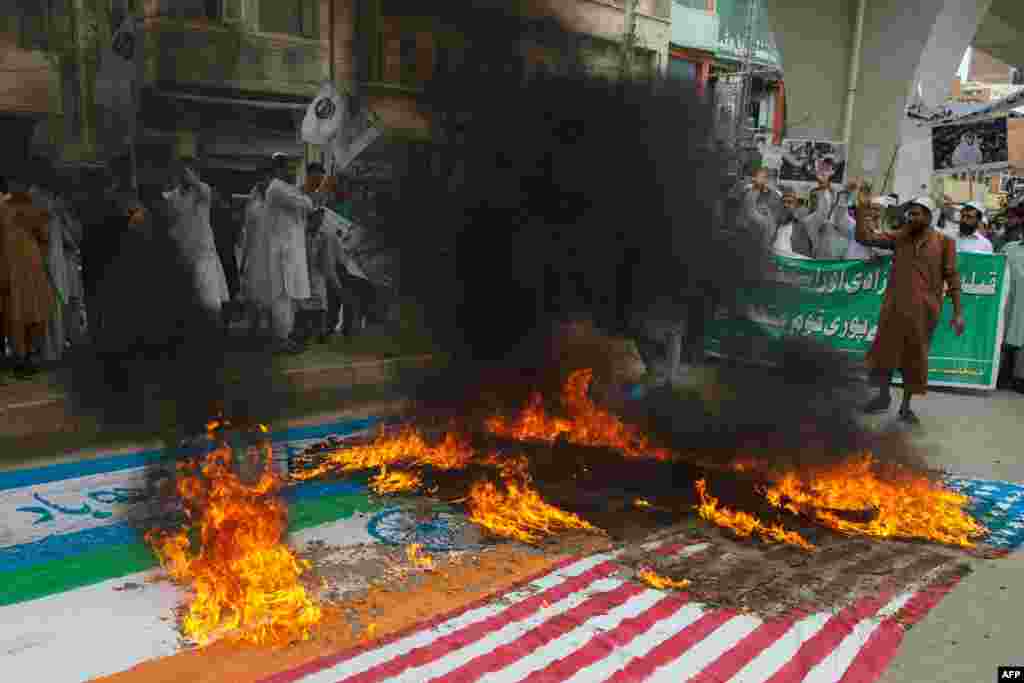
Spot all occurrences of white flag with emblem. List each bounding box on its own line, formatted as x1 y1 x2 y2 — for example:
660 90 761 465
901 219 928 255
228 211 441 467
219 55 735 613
331 95 383 172
301 81 345 146
94 16 140 146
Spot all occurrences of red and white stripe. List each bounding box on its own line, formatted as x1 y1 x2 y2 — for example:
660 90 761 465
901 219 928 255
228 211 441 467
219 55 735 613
263 550 959 683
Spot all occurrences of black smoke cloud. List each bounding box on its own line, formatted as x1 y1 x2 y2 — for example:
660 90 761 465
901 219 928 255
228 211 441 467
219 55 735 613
379 2 896 467
52 180 294 445
51 1 908 478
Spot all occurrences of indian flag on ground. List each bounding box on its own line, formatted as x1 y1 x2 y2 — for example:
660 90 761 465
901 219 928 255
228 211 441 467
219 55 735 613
0 416 386 681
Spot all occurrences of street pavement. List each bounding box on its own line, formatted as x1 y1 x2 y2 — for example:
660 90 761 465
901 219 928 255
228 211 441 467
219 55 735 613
878 387 1024 683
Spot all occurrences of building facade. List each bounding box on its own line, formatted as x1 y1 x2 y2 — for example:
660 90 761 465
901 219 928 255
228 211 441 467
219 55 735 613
0 0 671 195
668 0 783 144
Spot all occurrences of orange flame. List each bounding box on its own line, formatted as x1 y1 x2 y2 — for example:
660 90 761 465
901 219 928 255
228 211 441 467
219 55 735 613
759 453 987 547
291 427 476 482
466 473 599 544
146 437 321 646
288 369 983 554
485 369 671 460
695 479 815 551
370 466 422 495
405 543 436 571
637 567 690 590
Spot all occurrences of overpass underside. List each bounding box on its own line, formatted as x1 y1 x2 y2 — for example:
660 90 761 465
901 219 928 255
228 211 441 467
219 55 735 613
765 0 1019 199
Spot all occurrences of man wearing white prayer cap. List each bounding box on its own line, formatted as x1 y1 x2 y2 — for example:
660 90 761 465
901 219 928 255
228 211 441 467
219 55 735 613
853 187 965 425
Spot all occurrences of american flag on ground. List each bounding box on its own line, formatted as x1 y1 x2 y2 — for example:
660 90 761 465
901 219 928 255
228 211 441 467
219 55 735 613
261 540 961 683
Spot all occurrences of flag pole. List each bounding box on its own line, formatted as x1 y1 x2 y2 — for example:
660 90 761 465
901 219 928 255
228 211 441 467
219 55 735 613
130 11 144 193
326 0 337 175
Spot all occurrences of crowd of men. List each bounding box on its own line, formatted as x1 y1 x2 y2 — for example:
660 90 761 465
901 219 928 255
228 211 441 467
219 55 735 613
737 166 1024 407
739 167 1024 261
0 153 383 375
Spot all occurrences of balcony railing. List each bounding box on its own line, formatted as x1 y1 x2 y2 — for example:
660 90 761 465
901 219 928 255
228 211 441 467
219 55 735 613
588 0 672 21
670 4 719 52
146 20 324 94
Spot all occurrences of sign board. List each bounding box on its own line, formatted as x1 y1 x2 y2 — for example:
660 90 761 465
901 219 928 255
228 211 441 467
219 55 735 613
932 116 1009 175
704 252 1010 391
779 139 847 190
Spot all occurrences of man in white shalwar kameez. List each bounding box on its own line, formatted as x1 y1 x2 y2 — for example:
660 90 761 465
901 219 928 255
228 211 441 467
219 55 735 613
260 154 313 350
240 181 272 335
164 160 230 320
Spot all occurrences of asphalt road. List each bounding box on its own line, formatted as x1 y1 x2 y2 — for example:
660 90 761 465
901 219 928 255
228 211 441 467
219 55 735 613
877 387 1024 683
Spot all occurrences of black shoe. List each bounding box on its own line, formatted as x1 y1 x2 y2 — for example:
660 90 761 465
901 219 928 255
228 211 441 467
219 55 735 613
862 394 892 414
898 407 921 426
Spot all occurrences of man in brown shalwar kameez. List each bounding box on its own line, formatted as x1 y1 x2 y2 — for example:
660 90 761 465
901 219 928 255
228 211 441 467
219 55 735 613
0 187 57 375
854 187 965 424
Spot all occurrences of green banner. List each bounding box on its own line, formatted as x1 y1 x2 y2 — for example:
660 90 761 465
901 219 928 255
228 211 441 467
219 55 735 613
705 252 1010 390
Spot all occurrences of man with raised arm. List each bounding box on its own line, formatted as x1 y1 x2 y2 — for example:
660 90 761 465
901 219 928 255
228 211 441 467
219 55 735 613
164 158 230 322
853 182 965 425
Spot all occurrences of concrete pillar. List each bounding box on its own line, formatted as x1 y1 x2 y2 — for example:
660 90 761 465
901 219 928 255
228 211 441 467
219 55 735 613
766 0 992 197
890 0 994 199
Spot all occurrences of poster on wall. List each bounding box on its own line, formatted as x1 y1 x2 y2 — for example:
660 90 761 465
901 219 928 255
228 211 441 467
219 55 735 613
779 139 847 188
932 116 1008 174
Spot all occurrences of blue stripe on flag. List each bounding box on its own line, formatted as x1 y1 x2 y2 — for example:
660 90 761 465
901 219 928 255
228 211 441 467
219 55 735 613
0 415 387 574
0 416 382 492
0 477 372 573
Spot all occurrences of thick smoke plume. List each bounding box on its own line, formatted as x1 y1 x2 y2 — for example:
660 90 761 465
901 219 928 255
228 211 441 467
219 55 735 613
380 2 911 469
51 174 295 445
49 1 919 483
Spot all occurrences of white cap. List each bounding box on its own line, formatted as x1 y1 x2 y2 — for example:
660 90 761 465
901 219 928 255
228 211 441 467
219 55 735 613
962 200 987 222
870 195 897 207
908 196 936 216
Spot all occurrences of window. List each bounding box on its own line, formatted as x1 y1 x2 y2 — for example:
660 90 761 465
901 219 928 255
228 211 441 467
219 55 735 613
157 0 222 20
399 34 417 86
669 57 698 81
221 0 243 22
260 0 318 38
61 58 82 142
674 0 710 10
16 0 54 51
434 45 449 78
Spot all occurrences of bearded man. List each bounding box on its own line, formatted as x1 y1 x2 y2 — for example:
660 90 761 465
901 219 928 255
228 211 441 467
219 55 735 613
854 187 965 425
943 201 993 254
769 185 813 257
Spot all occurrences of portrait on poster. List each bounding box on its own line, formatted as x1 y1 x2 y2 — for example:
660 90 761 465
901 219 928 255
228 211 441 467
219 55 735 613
779 139 847 187
932 117 1008 173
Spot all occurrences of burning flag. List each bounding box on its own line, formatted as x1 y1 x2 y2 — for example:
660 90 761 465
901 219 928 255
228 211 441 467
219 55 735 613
405 543 436 571
465 471 598 545
695 479 816 551
145 428 321 646
759 453 987 547
485 368 672 461
637 568 691 591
